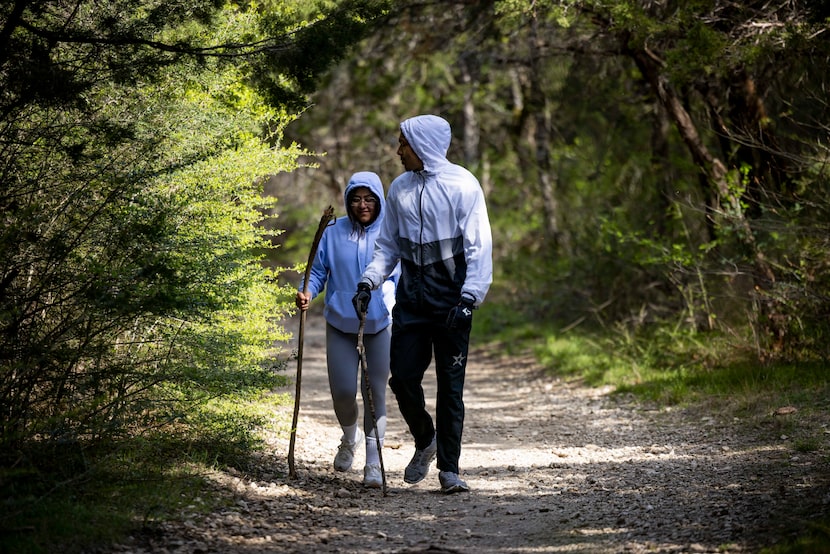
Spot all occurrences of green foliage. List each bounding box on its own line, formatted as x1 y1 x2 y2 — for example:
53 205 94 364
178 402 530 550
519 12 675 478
276 0 830 367
664 20 729 81
1 434 234 554
0 378 289 554
1 468 205 554
759 520 830 554
252 0 393 108
0 1 304 459
481 299 829 416
535 322 830 413
175 389 291 467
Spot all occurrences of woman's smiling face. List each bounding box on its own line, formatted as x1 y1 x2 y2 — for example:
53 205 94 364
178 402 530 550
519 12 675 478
348 186 379 225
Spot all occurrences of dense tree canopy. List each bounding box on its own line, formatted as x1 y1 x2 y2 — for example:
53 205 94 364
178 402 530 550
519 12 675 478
274 0 830 360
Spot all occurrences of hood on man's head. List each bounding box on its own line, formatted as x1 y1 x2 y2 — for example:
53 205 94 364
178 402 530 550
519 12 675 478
400 115 451 173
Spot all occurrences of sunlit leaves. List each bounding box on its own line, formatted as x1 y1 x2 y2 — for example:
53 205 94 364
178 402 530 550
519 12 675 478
0 1 300 450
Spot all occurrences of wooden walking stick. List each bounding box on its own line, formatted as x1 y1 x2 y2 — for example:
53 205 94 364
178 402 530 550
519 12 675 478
357 309 388 496
288 205 335 479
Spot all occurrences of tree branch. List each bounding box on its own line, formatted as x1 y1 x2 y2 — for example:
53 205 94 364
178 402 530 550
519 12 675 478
16 18 297 58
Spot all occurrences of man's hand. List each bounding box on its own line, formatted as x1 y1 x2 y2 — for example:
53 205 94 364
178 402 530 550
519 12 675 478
446 295 475 330
352 282 371 317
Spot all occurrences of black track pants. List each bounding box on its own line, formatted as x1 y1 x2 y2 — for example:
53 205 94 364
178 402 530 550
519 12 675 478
388 306 471 474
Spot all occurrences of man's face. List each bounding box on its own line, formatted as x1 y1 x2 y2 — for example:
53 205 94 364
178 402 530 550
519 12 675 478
397 133 424 172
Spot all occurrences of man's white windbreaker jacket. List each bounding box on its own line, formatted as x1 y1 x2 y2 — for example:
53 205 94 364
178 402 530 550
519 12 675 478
361 115 493 314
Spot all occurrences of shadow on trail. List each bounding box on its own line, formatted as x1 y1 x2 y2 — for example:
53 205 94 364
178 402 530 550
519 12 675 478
218 445 827 554
248 314 830 554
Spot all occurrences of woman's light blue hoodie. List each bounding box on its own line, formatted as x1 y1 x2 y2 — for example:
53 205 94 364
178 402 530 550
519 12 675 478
301 171 397 334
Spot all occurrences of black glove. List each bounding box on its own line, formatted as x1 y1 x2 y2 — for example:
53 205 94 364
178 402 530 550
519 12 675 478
352 282 371 317
446 295 475 330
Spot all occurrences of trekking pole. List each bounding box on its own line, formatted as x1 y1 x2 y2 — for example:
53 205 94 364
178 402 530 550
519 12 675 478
288 206 335 479
357 309 388 496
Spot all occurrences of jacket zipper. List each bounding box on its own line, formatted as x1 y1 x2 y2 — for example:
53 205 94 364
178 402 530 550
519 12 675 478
418 174 425 309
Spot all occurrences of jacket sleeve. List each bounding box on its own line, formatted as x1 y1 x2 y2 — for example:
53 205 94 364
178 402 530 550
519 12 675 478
460 188 493 306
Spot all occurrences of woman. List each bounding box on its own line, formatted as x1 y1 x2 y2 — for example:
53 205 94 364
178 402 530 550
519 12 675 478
295 171 397 488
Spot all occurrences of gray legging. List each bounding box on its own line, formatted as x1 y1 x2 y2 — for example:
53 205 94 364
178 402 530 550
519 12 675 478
326 323 390 440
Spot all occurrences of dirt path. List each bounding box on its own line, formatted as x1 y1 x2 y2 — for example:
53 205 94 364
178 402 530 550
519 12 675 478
118 312 830 553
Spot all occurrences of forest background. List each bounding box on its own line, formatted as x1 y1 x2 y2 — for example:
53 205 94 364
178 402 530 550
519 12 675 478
1 0 829 552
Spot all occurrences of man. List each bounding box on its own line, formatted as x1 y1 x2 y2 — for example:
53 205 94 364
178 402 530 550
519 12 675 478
353 114 493 493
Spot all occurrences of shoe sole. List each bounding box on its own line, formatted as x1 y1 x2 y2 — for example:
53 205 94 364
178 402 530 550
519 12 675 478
441 484 469 494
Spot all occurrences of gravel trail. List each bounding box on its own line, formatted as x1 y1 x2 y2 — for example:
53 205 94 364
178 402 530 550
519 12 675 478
116 313 830 554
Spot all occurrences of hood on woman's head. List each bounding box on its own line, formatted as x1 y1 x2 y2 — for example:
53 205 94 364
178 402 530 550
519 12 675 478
344 171 384 226
345 171 383 203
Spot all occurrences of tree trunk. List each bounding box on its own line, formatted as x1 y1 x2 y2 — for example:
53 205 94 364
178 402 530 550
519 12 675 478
625 42 788 353
527 7 563 250
460 54 486 193
650 100 675 237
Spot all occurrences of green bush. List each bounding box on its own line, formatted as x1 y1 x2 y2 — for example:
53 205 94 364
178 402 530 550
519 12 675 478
0 1 300 459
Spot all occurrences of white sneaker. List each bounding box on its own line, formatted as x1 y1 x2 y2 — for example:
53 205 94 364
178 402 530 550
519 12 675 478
403 436 437 484
333 428 363 472
363 464 383 488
